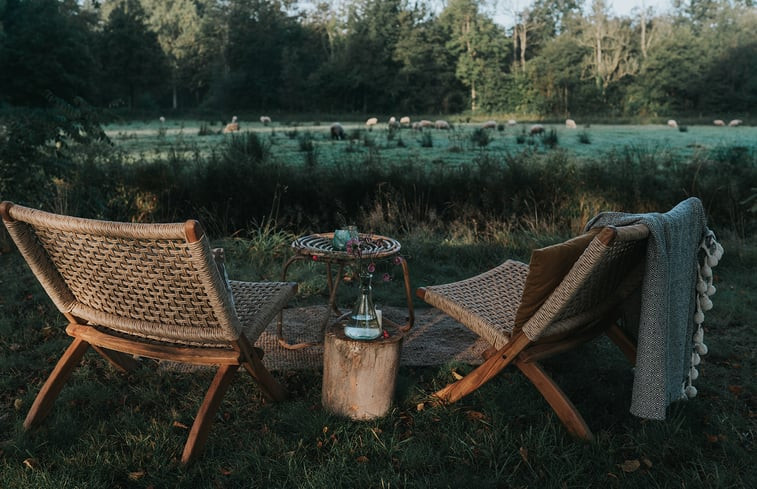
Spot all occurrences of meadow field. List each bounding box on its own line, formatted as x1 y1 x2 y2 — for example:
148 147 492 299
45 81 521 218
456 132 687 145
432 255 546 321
105 118 757 165
1 114 756 488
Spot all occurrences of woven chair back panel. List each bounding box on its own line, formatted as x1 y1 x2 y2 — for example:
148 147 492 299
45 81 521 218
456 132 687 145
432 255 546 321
524 237 646 340
32 227 230 340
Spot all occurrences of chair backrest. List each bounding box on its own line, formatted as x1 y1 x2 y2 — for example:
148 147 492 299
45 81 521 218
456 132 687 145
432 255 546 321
522 223 649 341
0 202 240 346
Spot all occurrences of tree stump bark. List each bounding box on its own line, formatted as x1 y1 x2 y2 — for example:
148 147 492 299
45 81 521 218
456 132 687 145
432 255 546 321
322 326 403 420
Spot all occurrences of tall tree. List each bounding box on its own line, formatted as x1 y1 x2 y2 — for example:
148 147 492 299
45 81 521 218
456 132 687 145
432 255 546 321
140 0 204 110
98 0 168 109
0 0 98 106
440 0 509 112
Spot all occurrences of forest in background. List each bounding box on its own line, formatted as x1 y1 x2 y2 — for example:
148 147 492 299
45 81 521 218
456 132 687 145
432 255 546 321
0 0 755 117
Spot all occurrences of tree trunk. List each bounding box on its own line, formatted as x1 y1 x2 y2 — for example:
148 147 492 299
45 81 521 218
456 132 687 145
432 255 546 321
321 327 403 420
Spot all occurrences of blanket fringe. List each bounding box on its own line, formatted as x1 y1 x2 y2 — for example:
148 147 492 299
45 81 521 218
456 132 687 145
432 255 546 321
684 228 724 398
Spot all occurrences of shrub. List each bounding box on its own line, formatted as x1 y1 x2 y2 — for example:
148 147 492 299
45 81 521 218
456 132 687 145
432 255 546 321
541 129 559 148
471 128 491 148
578 131 591 144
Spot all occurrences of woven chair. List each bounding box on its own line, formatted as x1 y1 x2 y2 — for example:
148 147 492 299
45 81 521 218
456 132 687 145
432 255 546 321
0 201 297 464
417 223 649 439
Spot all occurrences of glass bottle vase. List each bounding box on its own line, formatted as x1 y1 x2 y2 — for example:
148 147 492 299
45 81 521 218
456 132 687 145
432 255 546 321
344 272 382 340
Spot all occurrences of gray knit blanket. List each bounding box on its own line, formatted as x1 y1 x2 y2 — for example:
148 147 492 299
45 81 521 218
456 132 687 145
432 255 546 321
585 197 708 420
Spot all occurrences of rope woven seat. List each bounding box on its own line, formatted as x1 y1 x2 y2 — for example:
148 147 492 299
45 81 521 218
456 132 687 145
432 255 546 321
418 223 650 440
0 201 297 465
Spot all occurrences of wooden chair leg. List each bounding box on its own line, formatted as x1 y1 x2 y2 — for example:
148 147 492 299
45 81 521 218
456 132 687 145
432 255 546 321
433 334 531 404
236 337 286 402
182 364 239 465
241 347 287 402
515 360 593 440
91 345 139 373
24 338 90 430
605 323 637 365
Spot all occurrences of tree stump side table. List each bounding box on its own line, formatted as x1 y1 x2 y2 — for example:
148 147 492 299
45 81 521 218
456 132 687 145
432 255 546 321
321 326 403 421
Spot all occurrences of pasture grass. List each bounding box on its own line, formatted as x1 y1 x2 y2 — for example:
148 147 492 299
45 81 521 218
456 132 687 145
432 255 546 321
0 226 755 488
102 118 757 164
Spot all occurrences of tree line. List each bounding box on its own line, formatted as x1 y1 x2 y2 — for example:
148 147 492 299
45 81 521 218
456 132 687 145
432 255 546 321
0 0 755 117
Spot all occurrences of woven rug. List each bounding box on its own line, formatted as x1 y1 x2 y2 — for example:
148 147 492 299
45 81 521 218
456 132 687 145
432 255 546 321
255 306 489 371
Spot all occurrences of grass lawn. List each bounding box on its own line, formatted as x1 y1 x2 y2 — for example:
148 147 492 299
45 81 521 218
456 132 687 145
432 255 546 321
104 118 757 165
1 229 755 488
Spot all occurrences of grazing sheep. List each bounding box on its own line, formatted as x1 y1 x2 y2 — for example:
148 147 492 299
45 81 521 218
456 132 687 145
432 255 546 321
435 120 450 130
330 122 345 140
400 116 411 126
507 119 517 127
729 119 743 127
366 117 378 127
159 116 165 123
530 124 545 135
223 116 239 133
419 120 434 128
388 116 400 129
260 116 271 125
482 120 497 129
713 120 725 126
667 119 678 129
565 119 577 129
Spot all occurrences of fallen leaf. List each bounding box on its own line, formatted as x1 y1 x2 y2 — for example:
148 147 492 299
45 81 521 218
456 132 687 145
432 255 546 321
641 457 653 469
451 370 464 380
466 410 486 421
172 421 189 430
519 447 529 462
356 456 369 463
619 459 641 473
219 467 232 476
13 398 23 411
727 385 743 395
416 402 425 411
23 458 39 470
706 434 719 443
128 471 145 480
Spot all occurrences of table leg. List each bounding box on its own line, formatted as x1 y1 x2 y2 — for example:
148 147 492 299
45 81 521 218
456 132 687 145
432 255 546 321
381 256 415 332
276 255 318 350
322 263 346 335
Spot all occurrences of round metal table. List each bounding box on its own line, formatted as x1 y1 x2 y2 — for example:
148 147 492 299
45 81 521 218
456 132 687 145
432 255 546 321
277 232 414 349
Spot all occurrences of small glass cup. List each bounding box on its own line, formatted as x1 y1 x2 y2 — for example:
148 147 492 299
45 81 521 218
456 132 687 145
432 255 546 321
332 229 352 251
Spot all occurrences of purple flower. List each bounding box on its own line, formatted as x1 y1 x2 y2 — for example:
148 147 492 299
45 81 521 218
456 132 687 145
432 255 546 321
393 256 402 266
367 262 376 273
382 272 392 282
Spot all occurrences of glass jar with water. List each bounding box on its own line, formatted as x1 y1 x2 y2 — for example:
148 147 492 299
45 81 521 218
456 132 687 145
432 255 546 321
344 272 382 340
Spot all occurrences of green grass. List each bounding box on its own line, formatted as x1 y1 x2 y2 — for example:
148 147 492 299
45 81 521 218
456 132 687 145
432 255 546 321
1 228 755 488
103 119 757 165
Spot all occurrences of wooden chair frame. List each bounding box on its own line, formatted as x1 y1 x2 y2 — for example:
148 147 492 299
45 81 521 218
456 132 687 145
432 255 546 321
417 224 648 439
1 201 296 464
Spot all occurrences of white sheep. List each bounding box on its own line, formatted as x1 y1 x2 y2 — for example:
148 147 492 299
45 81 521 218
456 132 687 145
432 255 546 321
530 124 545 135
713 120 725 126
667 119 678 129
400 116 411 126
729 119 743 127
260 116 271 125
481 120 497 129
419 120 433 128
435 120 450 130
223 116 239 133
507 119 517 127
366 117 378 127
565 119 577 129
